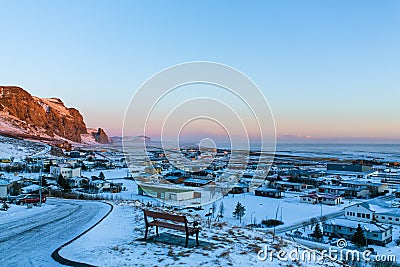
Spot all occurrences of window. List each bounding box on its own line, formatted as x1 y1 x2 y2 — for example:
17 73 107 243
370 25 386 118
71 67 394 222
389 217 392 221
373 233 378 237
382 216 385 219
362 214 365 218
366 214 370 219
357 213 361 217
396 218 399 222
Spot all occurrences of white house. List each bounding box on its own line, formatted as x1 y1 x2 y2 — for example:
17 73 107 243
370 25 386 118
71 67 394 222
344 202 400 225
323 218 392 246
50 164 81 178
344 203 375 222
300 192 342 205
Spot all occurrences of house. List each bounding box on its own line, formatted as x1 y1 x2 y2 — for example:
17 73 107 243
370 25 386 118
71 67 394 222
318 185 369 199
137 183 204 201
50 164 81 178
318 185 348 196
0 179 8 199
274 181 310 192
300 193 318 204
183 178 213 187
229 183 249 194
300 192 342 205
319 194 342 205
66 177 89 188
339 181 388 197
254 187 282 198
344 202 400 225
323 218 392 246
344 203 375 222
89 180 111 192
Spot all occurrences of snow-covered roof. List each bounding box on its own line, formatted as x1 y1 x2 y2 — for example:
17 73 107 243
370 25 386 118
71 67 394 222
21 184 41 193
325 218 391 232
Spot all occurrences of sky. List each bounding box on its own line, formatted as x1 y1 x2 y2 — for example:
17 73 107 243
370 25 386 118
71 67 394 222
0 0 399 143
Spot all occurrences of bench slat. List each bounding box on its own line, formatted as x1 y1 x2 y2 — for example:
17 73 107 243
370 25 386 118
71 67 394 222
149 221 199 233
144 210 187 223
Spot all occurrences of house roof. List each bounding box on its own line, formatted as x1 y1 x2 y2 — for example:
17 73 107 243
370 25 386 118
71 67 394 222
324 218 392 233
183 178 212 185
255 187 280 193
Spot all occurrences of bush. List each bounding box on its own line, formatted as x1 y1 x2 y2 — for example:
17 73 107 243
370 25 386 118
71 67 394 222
261 219 284 227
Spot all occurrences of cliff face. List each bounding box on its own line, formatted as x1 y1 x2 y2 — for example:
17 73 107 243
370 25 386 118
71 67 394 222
0 86 108 143
93 128 111 144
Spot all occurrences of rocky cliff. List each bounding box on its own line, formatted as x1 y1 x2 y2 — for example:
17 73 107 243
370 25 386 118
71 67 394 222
93 128 111 144
0 86 110 143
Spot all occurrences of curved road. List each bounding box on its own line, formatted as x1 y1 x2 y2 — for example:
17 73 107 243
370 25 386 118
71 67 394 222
0 199 110 266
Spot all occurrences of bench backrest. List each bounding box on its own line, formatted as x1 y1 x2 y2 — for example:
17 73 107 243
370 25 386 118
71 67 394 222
144 209 187 223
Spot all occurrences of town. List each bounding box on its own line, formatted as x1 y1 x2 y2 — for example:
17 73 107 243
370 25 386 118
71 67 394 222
1 134 400 265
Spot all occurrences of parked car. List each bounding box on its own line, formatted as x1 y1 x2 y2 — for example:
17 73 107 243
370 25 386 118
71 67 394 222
7 194 26 204
16 194 46 205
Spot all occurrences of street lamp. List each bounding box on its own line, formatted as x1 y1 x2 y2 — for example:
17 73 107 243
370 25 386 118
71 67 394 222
251 211 256 226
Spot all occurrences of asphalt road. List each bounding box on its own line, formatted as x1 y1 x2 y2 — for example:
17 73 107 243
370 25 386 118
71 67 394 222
0 198 110 266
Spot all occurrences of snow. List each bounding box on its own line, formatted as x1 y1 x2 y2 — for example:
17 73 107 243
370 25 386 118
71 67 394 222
0 199 110 266
77 168 352 227
0 135 47 159
60 201 327 267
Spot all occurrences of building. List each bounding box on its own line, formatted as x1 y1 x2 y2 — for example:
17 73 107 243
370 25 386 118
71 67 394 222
254 187 282 198
137 183 205 201
183 178 213 187
327 163 372 173
229 183 249 194
323 218 392 246
0 179 8 199
66 177 89 188
50 164 81 178
274 181 311 192
89 180 111 192
300 192 342 205
344 202 400 225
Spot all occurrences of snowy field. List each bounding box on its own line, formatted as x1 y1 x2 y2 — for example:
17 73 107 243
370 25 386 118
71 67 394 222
81 168 352 227
0 135 47 160
60 201 335 267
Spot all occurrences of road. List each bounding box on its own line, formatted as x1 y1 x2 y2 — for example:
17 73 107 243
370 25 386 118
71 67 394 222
0 198 110 266
30 143 52 158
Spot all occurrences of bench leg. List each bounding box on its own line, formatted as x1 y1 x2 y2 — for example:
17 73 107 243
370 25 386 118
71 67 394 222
196 231 199 246
185 232 189 248
144 224 148 240
156 225 159 237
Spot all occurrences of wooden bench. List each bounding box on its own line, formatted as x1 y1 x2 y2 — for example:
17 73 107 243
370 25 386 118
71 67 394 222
143 210 200 247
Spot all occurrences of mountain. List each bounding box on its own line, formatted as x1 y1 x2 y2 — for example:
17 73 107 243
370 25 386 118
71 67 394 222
0 86 110 144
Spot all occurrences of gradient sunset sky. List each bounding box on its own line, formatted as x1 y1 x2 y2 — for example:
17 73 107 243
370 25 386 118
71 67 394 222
1 1 399 142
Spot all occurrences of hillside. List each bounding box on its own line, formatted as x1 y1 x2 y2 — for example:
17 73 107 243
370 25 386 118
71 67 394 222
0 86 110 144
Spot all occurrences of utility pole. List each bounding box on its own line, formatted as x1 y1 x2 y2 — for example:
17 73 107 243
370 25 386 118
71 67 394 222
39 157 43 207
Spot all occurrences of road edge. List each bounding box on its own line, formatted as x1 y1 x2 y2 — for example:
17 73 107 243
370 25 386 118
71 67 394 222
51 200 114 267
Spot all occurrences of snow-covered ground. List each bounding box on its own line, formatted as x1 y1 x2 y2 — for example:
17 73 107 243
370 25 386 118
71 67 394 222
0 135 47 160
80 168 352 227
60 201 336 267
0 199 110 266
